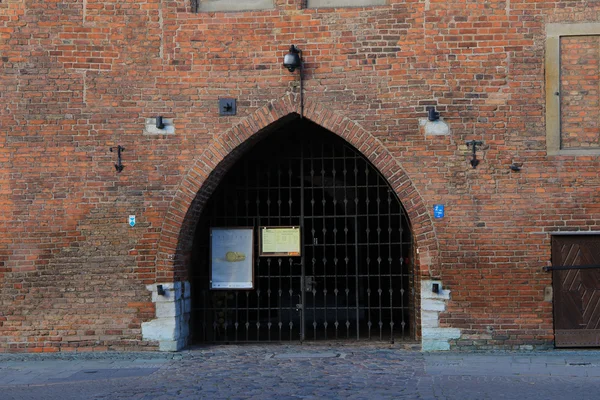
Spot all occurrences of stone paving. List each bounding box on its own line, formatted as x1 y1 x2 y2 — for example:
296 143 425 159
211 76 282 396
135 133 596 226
1 345 600 399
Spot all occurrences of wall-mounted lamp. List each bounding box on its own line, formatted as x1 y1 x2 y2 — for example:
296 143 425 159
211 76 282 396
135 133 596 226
466 140 484 169
156 116 165 129
283 45 304 118
510 163 522 172
109 145 125 173
283 45 302 72
427 107 440 121
157 285 166 296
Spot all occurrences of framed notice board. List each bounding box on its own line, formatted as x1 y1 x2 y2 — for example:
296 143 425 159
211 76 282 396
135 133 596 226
259 226 301 257
209 227 254 290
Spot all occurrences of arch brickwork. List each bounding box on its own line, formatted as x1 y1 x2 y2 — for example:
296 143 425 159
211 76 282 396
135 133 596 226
155 94 440 282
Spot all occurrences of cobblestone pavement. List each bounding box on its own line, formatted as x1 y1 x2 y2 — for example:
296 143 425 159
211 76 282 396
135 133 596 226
2 345 600 399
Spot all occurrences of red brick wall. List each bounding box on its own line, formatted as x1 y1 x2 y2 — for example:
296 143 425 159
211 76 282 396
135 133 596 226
1 0 599 352
560 36 600 149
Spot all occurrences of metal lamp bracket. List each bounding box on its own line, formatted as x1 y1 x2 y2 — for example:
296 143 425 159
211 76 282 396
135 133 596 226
465 140 483 169
109 145 125 173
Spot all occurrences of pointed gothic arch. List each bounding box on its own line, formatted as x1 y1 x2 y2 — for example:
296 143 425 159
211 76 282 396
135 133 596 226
154 95 440 282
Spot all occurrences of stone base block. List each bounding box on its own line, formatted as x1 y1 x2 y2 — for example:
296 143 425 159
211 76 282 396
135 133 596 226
158 339 187 352
142 281 190 352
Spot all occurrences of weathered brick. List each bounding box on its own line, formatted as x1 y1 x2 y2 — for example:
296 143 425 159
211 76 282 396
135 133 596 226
0 0 599 352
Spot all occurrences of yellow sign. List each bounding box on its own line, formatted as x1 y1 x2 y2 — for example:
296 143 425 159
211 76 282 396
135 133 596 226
260 226 301 256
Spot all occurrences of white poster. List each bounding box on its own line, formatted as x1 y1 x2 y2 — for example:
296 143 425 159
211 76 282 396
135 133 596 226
210 227 254 289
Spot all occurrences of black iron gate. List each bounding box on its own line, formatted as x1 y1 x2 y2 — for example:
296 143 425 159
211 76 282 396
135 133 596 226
190 119 413 343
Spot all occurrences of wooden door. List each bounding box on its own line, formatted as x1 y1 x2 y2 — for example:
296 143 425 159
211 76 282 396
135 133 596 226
552 235 600 347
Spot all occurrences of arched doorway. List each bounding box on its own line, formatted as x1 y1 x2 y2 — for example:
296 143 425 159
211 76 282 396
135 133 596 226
190 118 415 343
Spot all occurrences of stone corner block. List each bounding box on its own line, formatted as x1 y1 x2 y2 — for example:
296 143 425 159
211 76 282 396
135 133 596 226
422 339 451 351
156 300 182 318
421 280 451 300
158 339 186 352
146 282 183 303
419 118 450 136
183 298 192 314
421 298 446 312
142 281 191 352
144 118 175 135
422 327 461 340
421 310 440 328
183 281 191 299
141 318 178 341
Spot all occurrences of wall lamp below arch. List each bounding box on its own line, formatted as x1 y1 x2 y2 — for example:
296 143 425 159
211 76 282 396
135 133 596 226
283 45 304 118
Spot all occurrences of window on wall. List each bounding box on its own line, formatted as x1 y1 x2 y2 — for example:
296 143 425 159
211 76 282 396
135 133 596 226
191 0 385 11
193 0 274 12
307 0 385 7
546 23 600 155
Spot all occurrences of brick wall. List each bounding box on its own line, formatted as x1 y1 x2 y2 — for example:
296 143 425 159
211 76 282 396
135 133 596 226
560 35 600 149
1 0 599 352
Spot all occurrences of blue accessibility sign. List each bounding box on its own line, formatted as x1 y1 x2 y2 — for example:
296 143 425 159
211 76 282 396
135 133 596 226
433 204 445 219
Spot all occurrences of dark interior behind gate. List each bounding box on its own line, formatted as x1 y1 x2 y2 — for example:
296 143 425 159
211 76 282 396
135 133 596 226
190 119 414 343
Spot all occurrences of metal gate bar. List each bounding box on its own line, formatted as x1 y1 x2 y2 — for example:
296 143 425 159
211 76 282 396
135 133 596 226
190 121 413 343
544 265 600 271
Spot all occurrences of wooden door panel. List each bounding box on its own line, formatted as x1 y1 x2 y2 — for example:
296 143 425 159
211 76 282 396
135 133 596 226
552 235 600 347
